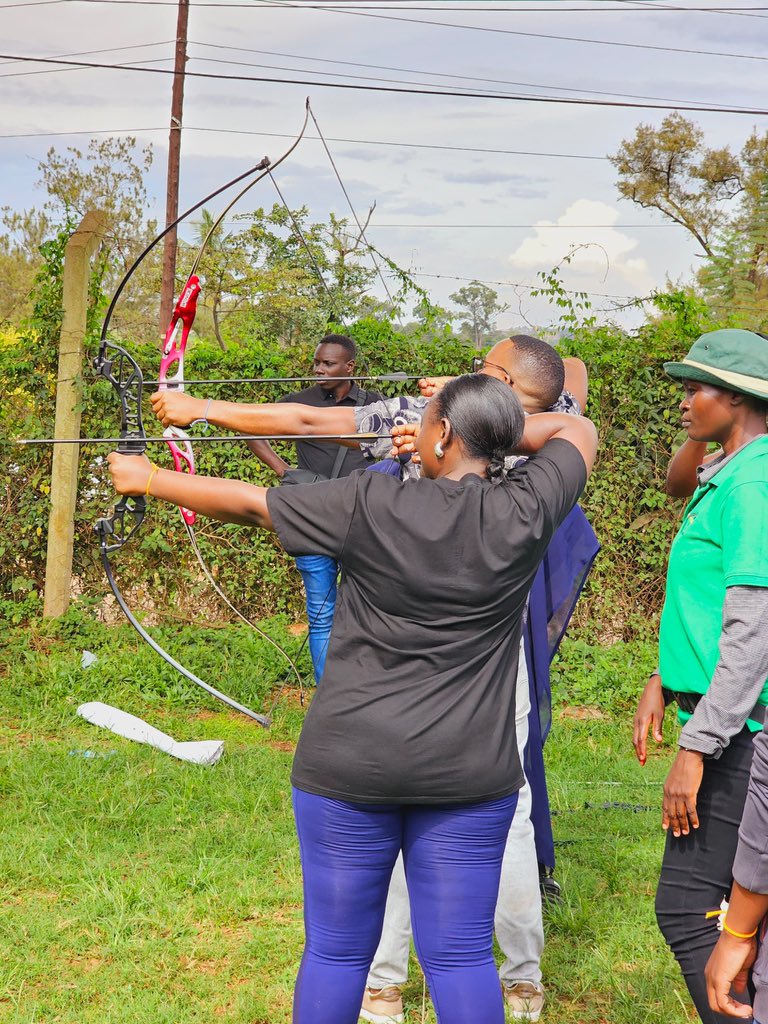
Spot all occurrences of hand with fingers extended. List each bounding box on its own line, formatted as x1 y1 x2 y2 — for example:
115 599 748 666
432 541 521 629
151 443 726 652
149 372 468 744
390 421 421 462
662 747 704 837
705 931 757 1018
151 390 207 429
418 376 454 398
632 672 666 766
108 451 155 496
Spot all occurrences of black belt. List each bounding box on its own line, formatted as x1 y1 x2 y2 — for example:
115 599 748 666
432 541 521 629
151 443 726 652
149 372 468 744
663 687 767 724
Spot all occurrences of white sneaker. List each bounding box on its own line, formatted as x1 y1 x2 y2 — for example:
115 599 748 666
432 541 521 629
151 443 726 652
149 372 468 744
359 985 405 1024
503 980 545 1021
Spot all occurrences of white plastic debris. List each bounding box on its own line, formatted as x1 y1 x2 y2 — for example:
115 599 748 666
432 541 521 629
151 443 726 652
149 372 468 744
81 650 98 669
76 702 224 765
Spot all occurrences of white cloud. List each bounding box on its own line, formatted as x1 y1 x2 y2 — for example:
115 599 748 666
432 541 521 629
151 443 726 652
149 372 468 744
507 198 651 288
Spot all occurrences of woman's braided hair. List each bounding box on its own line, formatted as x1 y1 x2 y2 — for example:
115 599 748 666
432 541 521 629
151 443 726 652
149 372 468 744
431 374 525 482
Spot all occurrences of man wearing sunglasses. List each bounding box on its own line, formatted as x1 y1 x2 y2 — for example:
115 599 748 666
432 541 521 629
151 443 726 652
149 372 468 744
151 335 587 462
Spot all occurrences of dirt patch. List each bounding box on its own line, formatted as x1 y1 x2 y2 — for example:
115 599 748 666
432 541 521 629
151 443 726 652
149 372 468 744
559 705 608 721
65 955 106 972
179 955 229 974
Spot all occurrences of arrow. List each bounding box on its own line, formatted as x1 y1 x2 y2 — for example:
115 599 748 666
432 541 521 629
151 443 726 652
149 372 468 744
15 432 394 446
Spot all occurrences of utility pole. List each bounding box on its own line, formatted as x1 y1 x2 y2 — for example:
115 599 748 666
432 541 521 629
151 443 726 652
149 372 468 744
158 0 190 337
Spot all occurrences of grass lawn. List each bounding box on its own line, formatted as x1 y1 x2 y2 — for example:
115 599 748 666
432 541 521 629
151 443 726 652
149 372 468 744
0 616 695 1023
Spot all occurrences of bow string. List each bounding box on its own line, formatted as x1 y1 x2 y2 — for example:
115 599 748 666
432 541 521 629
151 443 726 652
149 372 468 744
93 101 312 726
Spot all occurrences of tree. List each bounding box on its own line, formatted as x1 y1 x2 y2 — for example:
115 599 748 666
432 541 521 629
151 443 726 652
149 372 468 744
191 204 379 347
449 282 508 349
609 114 744 257
37 137 153 254
697 175 768 329
0 209 52 323
0 138 160 340
610 115 768 321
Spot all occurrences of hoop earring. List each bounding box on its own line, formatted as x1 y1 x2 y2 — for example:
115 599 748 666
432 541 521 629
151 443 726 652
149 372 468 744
434 441 444 459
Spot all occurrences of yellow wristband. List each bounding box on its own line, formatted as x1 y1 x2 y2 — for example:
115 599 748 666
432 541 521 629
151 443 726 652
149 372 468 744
145 463 160 497
722 920 758 940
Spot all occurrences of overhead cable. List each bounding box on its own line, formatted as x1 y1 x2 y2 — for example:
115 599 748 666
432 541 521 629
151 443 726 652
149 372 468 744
0 53 766 115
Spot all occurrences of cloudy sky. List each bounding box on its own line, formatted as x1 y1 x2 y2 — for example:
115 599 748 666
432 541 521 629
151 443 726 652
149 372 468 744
2 0 767 331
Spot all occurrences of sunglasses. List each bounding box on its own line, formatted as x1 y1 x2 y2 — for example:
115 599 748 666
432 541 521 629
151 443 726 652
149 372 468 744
471 357 512 385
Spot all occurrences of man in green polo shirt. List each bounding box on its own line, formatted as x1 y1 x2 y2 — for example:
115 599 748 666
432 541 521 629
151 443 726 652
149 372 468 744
633 328 768 1024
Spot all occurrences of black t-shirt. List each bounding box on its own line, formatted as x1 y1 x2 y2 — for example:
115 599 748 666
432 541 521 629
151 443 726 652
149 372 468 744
277 383 382 478
266 438 587 805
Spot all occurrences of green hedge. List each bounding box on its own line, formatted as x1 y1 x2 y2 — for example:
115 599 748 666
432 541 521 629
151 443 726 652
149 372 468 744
2 288 720 642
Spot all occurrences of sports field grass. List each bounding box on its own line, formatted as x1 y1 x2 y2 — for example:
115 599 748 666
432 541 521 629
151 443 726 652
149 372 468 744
0 616 694 1022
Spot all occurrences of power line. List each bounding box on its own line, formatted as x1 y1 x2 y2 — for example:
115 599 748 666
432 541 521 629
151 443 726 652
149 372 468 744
209 219 679 229
0 124 608 161
187 41 754 108
340 223 681 229
5 1 767 9
616 0 768 18
192 53 691 108
1 53 766 115
0 55 174 79
0 40 173 68
413 270 638 301
248 0 768 60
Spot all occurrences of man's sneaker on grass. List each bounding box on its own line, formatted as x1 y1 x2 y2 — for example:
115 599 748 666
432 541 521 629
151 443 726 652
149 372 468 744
503 980 545 1021
359 985 405 1024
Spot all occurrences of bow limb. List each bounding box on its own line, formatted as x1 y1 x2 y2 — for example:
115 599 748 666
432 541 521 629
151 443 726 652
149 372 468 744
99 98 311 348
156 95 312 518
189 98 310 280
99 540 270 727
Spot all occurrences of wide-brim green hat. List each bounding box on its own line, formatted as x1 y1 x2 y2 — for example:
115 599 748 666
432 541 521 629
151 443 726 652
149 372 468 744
664 329 768 403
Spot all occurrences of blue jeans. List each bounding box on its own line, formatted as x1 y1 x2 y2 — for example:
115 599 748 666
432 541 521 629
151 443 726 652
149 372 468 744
295 554 338 684
292 787 518 1024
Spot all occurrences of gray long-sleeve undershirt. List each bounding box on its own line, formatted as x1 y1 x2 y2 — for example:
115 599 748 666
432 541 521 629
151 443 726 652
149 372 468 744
733 729 768 893
679 585 768 757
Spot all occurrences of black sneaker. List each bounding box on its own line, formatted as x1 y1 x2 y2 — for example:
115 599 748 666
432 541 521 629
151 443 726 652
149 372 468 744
539 866 562 906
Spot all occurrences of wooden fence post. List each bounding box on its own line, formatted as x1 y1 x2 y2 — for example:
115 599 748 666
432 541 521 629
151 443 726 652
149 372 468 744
43 210 108 618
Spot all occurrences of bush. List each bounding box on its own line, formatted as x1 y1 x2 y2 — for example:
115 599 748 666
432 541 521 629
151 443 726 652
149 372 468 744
3 262 721 645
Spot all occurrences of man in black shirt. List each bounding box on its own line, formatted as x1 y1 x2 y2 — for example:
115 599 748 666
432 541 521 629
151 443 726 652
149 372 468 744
246 334 381 683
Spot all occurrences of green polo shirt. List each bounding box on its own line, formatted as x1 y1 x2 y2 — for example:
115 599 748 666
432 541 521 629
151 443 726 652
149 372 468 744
659 435 768 728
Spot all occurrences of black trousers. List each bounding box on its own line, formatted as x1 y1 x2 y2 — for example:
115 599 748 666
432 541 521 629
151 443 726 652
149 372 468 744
655 727 755 1023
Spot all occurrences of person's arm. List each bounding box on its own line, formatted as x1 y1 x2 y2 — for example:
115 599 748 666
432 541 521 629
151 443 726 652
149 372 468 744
563 357 588 411
666 439 721 498
107 452 274 529
150 391 360 446
705 883 760 1019
661 585 768 838
706 730 768 1017
417 376 454 398
245 438 291 478
390 412 598 475
632 671 666 767
678 587 768 756
514 412 598 474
